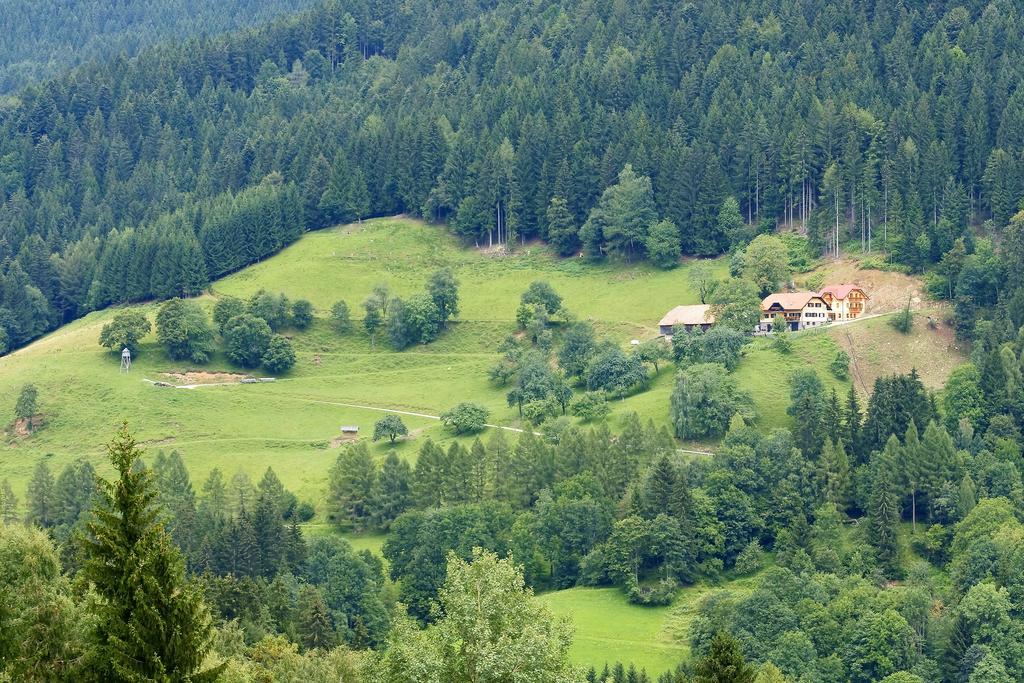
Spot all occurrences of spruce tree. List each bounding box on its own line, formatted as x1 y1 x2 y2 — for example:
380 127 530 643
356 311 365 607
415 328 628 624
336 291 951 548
79 423 221 681
25 461 55 527
868 437 902 577
695 632 755 683
0 479 17 524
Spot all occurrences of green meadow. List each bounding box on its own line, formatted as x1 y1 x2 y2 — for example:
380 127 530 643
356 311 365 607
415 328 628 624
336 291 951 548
0 217 964 673
0 218 727 505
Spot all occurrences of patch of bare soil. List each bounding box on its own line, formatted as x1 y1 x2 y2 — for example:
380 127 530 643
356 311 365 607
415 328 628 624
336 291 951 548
160 371 249 385
10 415 43 438
330 434 361 448
804 259 941 315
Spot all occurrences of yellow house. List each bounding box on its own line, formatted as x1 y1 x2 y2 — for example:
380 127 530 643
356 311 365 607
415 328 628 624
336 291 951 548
818 284 869 322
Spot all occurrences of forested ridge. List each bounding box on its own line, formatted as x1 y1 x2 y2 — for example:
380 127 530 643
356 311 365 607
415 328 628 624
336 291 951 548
0 0 319 93
2 0 1024 354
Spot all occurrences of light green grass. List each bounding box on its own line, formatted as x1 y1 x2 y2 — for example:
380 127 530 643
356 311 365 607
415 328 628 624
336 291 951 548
0 217 724 508
537 576 760 676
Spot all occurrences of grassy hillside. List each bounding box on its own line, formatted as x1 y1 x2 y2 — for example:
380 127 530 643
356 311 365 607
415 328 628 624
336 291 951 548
0 217 965 507
0 218 723 504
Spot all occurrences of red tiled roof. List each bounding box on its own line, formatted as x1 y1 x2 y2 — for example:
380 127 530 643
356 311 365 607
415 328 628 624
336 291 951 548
818 284 868 300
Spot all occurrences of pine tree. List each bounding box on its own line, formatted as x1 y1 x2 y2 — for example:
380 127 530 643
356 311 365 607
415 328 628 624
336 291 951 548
819 439 852 514
297 585 336 651
79 423 221 681
25 461 55 527
0 479 18 523
695 632 755 683
868 437 902 577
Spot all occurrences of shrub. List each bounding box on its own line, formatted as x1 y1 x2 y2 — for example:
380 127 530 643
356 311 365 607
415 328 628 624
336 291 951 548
735 540 764 575
830 350 851 379
670 363 755 440
261 335 296 374
330 300 352 333
212 296 245 334
294 501 316 522
248 290 291 330
570 391 611 422
626 576 678 606
156 299 215 363
291 299 315 330
440 402 490 434
890 301 913 334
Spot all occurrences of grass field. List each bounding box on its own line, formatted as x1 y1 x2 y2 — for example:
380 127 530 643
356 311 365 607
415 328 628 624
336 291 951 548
537 574 760 676
0 217 963 505
0 218 727 506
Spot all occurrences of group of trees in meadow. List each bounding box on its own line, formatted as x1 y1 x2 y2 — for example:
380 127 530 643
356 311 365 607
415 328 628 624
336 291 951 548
4 0 1024 354
98 289 304 372
488 281 673 427
359 269 460 350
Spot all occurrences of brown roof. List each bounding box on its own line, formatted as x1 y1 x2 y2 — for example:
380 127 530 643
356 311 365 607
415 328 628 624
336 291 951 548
659 304 715 327
761 292 824 311
819 284 868 300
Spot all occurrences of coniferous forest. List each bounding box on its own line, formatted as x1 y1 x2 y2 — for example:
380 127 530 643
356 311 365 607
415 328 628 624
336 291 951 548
1 0 1024 353
3 1 1024 682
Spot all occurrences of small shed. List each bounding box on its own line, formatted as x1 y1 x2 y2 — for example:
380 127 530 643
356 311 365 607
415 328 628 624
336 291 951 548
658 304 715 336
340 425 359 435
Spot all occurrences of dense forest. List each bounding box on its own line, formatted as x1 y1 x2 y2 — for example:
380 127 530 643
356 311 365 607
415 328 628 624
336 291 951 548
0 0 319 93
2 0 1024 354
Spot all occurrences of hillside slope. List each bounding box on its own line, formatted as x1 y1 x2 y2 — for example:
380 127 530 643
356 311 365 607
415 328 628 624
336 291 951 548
0 217 964 507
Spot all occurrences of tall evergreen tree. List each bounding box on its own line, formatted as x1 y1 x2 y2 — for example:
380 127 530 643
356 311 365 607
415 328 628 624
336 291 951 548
78 423 220 681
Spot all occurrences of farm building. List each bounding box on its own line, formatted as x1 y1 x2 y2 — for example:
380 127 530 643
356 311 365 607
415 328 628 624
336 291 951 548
760 292 831 332
659 304 715 336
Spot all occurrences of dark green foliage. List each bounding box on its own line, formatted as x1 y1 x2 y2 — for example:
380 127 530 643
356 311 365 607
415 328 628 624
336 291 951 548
98 310 151 354
646 219 681 269
155 298 214 363
440 402 489 435
558 322 598 379
223 313 272 368
212 296 246 334
383 502 516 621
427 268 459 327
695 632 755 683
25 461 55 527
586 346 647 397
373 415 408 444
890 300 914 334
14 383 38 425
672 327 748 371
387 293 441 349
830 350 851 380
78 424 220 680
247 290 291 331
570 391 611 423
2 0 1024 358
671 363 754 440
521 281 563 316
261 334 296 374
291 299 315 330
